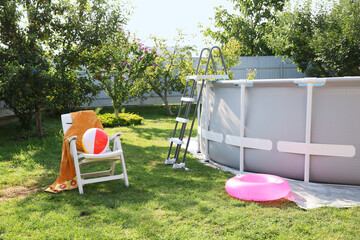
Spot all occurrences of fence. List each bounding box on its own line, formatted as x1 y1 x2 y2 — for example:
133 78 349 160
85 56 305 108
0 56 305 118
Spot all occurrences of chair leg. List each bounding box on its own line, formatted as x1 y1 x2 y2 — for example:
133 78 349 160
114 136 129 187
74 162 84 194
120 152 129 187
69 139 85 194
78 181 84 194
110 161 116 176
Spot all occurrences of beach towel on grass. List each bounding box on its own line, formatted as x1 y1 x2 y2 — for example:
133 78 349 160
45 110 104 193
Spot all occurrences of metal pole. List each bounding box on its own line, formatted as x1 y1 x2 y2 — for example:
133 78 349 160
239 84 246 172
304 83 314 182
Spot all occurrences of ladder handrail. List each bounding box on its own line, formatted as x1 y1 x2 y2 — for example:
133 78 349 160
210 46 228 75
205 50 217 75
195 48 210 75
195 48 217 76
166 46 229 169
195 46 228 76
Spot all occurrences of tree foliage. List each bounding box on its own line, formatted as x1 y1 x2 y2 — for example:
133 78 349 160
203 0 287 56
86 29 156 117
0 0 61 137
267 0 360 76
143 33 195 116
0 0 129 137
49 0 126 113
142 33 242 116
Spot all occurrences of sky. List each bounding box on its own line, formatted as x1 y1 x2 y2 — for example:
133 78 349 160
125 0 327 52
126 0 235 51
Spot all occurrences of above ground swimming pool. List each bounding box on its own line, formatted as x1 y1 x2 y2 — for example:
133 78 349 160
197 76 360 185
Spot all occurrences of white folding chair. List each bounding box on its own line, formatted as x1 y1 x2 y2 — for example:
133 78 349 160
61 113 129 194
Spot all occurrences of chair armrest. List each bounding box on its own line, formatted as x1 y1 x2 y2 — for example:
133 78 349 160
109 132 123 151
80 149 123 159
68 135 78 143
109 132 122 141
67 135 78 159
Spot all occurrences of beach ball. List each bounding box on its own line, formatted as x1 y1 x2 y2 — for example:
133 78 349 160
82 128 109 154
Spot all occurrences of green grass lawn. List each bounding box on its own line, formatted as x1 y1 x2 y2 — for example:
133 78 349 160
0 105 359 239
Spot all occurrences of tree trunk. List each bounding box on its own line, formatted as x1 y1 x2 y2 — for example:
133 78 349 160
148 79 174 116
316 61 329 77
164 98 174 116
114 107 119 118
35 102 43 139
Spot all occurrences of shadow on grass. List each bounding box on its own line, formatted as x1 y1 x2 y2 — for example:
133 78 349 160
2 127 296 240
0 111 172 186
128 124 172 141
6 141 232 220
1 107 296 235
1 119 295 208
127 120 197 144
0 117 64 185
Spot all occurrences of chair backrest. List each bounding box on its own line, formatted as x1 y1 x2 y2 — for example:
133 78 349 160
61 113 72 134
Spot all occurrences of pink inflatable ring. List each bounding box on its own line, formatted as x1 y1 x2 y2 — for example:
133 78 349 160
225 174 290 201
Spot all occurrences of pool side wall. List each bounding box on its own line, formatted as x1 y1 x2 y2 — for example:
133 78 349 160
199 78 360 185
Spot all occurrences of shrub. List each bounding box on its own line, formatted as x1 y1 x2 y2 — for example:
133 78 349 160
98 113 143 127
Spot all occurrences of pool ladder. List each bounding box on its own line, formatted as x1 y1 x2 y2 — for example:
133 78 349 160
165 46 229 170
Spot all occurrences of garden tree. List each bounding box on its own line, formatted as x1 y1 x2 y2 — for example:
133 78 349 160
86 29 156 117
143 34 242 116
0 0 61 138
143 34 195 116
203 0 287 56
49 0 127 113
0 0 130 137
51 66 101 114
267 0 360 77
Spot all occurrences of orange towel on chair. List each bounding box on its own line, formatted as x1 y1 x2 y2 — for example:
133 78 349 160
45 110 104 193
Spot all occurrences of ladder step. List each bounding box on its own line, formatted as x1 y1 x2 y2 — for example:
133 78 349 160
176 117 189 123
181 97 195 103
169 138 184 145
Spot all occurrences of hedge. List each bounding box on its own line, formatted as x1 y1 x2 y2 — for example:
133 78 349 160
98 113 144 127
